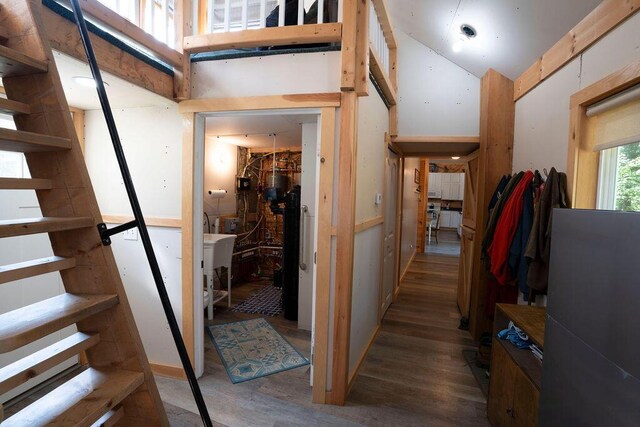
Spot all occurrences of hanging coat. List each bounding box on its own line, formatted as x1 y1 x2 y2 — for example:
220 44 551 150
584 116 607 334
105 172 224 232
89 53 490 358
525 167 569 292
488 171 535 286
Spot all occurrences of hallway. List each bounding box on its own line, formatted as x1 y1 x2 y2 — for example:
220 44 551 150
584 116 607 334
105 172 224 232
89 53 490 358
347 252 489 426
155 251 490 426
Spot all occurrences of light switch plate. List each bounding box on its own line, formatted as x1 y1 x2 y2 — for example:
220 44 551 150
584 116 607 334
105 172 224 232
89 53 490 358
375 193 383 205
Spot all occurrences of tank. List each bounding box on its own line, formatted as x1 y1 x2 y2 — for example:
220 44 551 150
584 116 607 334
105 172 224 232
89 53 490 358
264 173 289 202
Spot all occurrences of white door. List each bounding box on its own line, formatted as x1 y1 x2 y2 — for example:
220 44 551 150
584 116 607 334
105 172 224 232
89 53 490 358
381 149 399 315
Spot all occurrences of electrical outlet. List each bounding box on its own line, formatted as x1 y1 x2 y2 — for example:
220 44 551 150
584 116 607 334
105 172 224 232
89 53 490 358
124 228 139 241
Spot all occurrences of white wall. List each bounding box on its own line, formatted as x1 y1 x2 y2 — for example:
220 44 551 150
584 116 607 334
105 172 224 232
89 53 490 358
84 104 184 368
400 157 420 274
397 30 481 136
203 138 238 219
349 84 388 375
513 12 640 173
191 51 341 99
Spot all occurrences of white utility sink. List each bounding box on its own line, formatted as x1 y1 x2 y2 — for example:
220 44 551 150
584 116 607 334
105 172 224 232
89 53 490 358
203 233 236 319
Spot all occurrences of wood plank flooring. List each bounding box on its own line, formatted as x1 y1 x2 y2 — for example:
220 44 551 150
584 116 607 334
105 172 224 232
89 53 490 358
156 250 488 426
3 251 487 425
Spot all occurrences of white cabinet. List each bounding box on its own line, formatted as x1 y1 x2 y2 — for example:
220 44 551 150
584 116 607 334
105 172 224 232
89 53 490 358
428 172 442 193
450 211 461 229
430 173 465 200
439 211 451 228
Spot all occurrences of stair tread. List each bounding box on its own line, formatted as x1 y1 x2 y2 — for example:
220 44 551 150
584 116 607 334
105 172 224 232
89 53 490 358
0 177 52 190
0 97 30 115
0 256 76 285
0 127 71 153
0 293 118 353
0 217 94 238
2 368 143 427
0 332 100 395
0 44 48 77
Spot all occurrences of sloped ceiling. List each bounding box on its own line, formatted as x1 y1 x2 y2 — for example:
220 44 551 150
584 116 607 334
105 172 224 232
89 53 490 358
388 0 602 79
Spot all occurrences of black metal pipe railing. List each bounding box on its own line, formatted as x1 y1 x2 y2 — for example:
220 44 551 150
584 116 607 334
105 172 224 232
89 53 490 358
67 1 212 425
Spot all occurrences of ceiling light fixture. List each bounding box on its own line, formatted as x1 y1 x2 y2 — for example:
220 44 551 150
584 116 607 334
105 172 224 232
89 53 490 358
452 23 477 53
451 156 461 160
72 76 109 88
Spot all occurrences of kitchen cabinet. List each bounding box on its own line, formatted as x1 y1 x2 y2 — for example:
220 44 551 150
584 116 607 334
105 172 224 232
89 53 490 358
439 211 461 229
428 172 442 193
433 172 465 201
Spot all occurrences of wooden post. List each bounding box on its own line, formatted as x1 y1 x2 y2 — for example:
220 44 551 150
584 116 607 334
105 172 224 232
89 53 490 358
174 0 192 100
354 0 369 95
416 158 428 253
181 112 196 364
330 91 358 405
340 0 357 90
468 69 514 341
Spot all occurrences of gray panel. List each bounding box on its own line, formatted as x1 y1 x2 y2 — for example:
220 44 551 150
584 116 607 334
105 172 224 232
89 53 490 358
540 317 640 427
547 209 640 378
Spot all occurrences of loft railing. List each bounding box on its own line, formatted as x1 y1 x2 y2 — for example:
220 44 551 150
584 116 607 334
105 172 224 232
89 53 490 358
195 0 343 35
68 1 212 426
369 2 389 76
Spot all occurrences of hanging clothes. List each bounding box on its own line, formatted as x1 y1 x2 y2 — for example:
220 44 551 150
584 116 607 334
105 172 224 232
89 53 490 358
508 182 534 298
525 167 569 292
488 171 535 285
482 172 525 256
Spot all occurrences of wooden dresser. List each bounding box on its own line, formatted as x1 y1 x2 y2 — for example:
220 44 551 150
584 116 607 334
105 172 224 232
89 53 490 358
488 304 546 427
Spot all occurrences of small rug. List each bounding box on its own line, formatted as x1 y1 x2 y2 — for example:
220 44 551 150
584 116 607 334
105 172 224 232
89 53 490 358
231 285 282 316
463 350 490 398
207 318 309 384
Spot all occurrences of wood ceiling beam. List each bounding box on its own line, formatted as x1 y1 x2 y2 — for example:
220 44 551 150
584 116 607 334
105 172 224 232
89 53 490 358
42 5 174 100
514 0 640 101
183 23 342 54
393 136 480 144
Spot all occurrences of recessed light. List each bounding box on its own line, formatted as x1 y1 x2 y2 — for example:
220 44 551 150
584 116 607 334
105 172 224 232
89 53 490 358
452 24 477 53
72 76 109 88
451 156 461 160
460 24 477 38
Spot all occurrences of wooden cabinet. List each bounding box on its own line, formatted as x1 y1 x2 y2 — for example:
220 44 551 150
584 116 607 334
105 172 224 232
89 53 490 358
488 304 545 427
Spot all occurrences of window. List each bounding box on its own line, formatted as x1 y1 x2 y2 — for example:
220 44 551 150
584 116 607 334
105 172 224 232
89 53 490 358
97 0 175 48
597 141 640 211
593 87 640 212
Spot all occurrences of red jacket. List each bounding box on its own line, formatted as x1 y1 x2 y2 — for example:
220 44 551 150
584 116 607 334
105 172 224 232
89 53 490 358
488 170 534 285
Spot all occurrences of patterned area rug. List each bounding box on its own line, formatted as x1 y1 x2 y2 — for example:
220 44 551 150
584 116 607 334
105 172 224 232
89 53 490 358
207 318 309 384
231 285 282 316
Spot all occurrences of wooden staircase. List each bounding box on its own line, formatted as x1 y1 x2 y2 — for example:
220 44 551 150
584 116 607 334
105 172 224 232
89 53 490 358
0 0 168 425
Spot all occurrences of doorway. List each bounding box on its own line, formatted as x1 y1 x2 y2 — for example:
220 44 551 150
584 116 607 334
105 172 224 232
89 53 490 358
424 162 465 256
182 103 335 402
